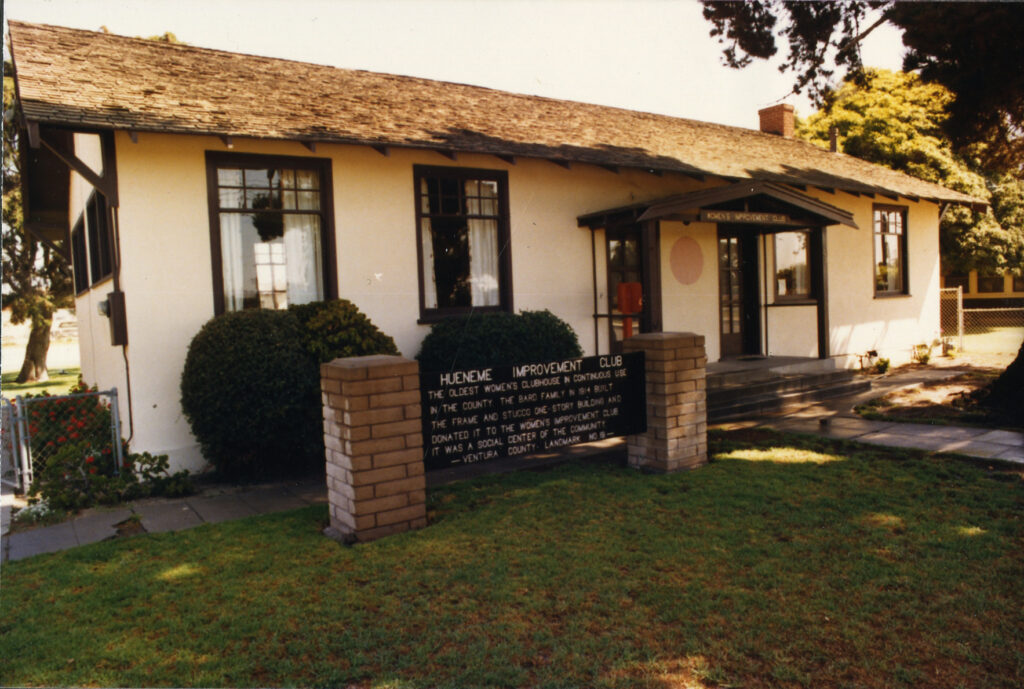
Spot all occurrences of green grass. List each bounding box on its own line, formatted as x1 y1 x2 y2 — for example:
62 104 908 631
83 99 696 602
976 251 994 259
1 367 81 398
1 429 1022 688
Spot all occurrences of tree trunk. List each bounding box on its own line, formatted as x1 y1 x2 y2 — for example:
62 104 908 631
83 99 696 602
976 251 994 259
983 338 1024 417
15 320 52 384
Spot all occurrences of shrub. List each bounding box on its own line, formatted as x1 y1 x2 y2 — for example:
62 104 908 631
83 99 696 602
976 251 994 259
30 445 191 512
181 301 400 481
290 299 399 363
19 380 115 477
873 358 891 374
21 380 192 511
416 310 582 372
180 309 321 480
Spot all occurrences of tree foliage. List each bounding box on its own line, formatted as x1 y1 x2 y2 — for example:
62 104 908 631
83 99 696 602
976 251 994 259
702 1 1024 172
797 69 1024 274
2 62 74 383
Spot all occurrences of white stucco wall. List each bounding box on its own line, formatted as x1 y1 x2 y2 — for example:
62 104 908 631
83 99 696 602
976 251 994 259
90 133 706 471
813 191 942 366
70 133 944 472
659 221 722 358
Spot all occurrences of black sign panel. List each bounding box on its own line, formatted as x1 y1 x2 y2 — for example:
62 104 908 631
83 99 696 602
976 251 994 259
421 353 646 470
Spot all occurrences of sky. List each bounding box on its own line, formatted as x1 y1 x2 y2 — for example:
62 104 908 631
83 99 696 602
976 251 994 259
4 0 905 130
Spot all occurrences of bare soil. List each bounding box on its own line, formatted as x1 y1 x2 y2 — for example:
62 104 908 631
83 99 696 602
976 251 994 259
857 358 1020 429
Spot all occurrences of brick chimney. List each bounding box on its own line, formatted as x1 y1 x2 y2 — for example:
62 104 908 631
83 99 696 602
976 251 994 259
758 104 795 138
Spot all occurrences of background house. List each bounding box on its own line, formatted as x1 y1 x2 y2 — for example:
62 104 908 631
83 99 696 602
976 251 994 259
9 22 983 472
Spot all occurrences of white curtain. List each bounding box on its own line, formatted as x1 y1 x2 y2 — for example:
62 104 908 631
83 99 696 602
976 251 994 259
283 214 322 306
465 180 499 306
219 214 245 310
467 218 499 306
421 218 438 309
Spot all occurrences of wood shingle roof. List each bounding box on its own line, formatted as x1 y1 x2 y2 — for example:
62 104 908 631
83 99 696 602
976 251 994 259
8 20 982 207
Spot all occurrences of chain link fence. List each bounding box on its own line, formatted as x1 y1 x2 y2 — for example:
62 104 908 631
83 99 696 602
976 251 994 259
0 388 123 493
941 286 1024 355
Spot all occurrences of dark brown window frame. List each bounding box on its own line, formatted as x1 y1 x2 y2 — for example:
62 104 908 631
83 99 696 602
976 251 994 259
70 217 89 295
205 151 337 315
86 190 113 287
872 204 909 297
413 165 513 322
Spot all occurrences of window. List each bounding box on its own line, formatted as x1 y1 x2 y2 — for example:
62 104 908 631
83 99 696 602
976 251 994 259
773 230 811 300
944 273 969 290
86 192 113 285
977 273 1004 293
206 153 334 313
1014 273 1024 293
415 166 511 318
71 218 89 294
873 205 908 295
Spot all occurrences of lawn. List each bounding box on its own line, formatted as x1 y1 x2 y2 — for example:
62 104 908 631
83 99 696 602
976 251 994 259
1 430 1021 688
1 367 82 398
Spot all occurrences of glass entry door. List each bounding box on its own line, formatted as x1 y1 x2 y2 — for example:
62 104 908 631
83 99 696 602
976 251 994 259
718 231 760 357
607 228 647 352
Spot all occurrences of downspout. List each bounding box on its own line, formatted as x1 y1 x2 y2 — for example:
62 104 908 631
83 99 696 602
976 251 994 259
100 131 135 442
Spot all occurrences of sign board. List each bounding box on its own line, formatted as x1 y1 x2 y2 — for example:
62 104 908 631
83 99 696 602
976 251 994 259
700 210 790 225
421 353 646 470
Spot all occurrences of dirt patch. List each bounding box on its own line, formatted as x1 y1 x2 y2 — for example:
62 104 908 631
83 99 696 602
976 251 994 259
856 365 1019 429
114 516 147 538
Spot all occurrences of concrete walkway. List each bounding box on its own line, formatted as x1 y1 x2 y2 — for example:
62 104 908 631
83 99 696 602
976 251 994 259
721 366 1024 465
1 477 326 563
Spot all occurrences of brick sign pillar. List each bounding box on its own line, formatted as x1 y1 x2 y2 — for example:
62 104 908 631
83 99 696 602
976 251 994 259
321 355 427 543
622 332 708 472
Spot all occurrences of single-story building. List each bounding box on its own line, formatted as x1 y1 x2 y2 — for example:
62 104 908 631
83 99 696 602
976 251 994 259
9 21 985 472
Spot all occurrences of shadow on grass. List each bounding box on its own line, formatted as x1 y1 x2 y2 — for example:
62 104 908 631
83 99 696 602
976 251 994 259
1 429 1021 689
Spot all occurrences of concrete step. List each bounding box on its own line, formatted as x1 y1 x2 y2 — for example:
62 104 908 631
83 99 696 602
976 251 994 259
708 370 871 422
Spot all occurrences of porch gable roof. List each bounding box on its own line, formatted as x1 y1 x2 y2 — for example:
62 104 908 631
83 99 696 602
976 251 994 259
578 181 858 229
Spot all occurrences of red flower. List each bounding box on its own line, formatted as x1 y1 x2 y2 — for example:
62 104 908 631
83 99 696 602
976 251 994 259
58 436 67 443
70 432 80 439
102 447 112 455
85 456 95 464
89 467 97 474
123 461 131 469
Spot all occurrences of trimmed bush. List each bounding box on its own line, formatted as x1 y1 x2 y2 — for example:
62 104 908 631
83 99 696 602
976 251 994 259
290 299 399 363
180 309 322 480
416 310 582 372
181 301 401 481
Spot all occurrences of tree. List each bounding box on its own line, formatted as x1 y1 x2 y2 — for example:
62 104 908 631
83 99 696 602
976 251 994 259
2 63 74 383
702 1 1024 172
797 69 1024 275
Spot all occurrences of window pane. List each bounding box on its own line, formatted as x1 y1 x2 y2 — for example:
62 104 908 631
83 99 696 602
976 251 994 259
244 168 275 188
220 212 322 311
217 168 242 187
1014 273 1024 292
774 231 810 298
977 274 1004 293
296 191 319 211
295 169 318 190
219 188 243 209
280 169 295 188
945 273 969 290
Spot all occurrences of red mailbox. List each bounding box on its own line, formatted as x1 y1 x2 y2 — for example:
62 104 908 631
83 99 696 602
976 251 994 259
617 282 643 339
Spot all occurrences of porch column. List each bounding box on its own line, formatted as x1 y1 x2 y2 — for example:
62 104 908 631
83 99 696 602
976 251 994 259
812 227 830 358
623 332 708 472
